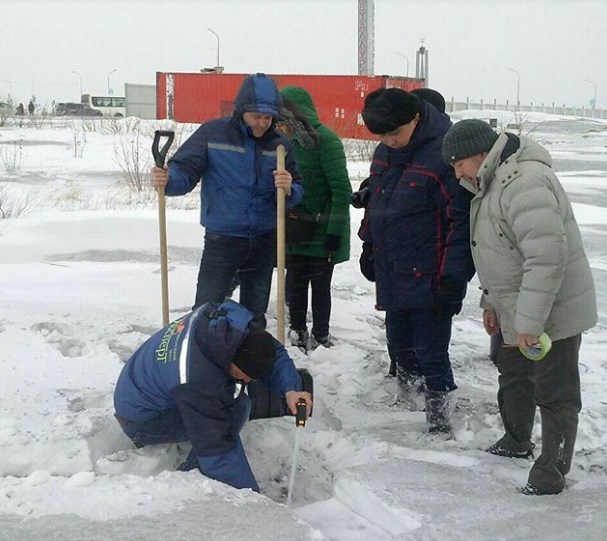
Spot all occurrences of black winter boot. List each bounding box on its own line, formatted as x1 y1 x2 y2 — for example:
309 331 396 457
425 390 452 435
396 366 425 394
289 328 309 351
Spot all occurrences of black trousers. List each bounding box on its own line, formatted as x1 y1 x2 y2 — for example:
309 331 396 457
286 254 334 339
495 334 582 493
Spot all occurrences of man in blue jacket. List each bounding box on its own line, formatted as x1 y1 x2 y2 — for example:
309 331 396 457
358 88 475 434
150 73 303 329
114 299 312 493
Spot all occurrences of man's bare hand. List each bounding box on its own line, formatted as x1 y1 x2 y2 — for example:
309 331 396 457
285 390 312 417
273 169 292 195
150 166 169 188
483 309 500 336
518 333 540 350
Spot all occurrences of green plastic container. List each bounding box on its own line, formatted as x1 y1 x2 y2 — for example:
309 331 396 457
519 333 552 361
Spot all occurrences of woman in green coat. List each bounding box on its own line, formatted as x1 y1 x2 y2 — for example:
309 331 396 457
278 85 351 351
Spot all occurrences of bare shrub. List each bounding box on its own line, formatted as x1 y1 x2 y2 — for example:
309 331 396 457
342 138 377 162
0 139 24 171
113 119 191 194
79 117 103 133
0 96 13 127
97 116 124 135
114 127 151 192
504 111 530 136
116 116 142 135
27 114 46 130
72 126 87 158
0 184 31 219
146 119 194 158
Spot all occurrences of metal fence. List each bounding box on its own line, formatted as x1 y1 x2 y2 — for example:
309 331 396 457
446 98 607 120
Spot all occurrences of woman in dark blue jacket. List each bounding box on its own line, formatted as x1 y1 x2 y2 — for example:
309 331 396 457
114 299 312 492
358 88 475 434
150 74 304 329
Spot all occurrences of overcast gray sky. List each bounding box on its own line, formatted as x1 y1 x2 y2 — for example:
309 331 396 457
2 0 606 109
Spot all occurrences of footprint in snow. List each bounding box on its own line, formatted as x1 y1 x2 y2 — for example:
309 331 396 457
30 321 86 358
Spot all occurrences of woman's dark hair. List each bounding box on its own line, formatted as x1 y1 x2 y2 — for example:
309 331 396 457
279 98 320 149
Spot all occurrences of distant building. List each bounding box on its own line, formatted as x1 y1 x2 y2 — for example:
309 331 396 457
125 84 156 119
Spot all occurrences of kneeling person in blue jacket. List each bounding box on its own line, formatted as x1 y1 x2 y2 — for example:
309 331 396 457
114 299 312 492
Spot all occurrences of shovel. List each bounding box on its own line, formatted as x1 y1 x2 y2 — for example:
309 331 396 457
276 144 287 344
152 130 175 326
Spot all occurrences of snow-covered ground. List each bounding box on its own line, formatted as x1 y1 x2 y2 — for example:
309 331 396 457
1 111 606 540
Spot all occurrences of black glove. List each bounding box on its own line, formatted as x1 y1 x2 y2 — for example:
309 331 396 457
435 277 464 317
350 187 370 209
324 234 341 253
351 177 372 209
359 243 375 282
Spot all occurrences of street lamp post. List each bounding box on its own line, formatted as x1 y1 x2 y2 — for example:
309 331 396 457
207 27 220 70
107 69 117 95
585 79 597 111
72 70 83 98
395 52 409 77
507 68 521 111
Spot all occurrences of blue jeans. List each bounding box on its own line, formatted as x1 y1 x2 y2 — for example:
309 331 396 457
385 307 456 392
193 231 276 329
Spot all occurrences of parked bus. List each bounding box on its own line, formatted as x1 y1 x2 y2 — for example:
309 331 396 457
81 94 126 117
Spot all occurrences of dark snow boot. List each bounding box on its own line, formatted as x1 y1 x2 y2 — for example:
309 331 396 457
486 441 535 459
396 366 425 394
289 328 309 351
387 366 426 410
425 390 452 435
311 333 333 349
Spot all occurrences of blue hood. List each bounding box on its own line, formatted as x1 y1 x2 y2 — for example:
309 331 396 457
233 73 282 117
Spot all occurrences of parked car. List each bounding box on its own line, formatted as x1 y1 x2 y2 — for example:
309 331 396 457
55 103 103 117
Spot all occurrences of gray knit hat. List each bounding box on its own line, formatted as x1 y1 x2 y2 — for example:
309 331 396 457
442 119 499 165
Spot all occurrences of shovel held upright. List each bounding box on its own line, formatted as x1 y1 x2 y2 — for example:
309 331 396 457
152 130 175 326
276 144 287 344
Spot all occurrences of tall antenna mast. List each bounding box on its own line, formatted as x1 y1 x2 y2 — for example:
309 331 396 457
358 0 374 76
416 39 429 85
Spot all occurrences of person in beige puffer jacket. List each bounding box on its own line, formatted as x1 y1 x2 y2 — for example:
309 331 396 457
442 119 597 496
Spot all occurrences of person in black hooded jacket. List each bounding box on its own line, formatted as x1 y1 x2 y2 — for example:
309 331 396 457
357 88 475 434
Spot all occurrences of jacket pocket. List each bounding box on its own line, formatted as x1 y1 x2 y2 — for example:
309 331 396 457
390 260 437 306
393 171 431 212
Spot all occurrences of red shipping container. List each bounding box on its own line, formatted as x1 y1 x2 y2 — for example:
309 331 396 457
156 72 423 139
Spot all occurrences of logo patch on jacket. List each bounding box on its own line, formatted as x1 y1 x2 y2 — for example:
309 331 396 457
155 316 187 364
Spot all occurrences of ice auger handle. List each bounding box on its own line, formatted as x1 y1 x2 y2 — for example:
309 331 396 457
295 399 307 427
152 130 175 168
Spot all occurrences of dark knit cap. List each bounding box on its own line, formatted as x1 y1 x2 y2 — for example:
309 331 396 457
442 119 499 165
361 88 423 134
232 330 276 380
